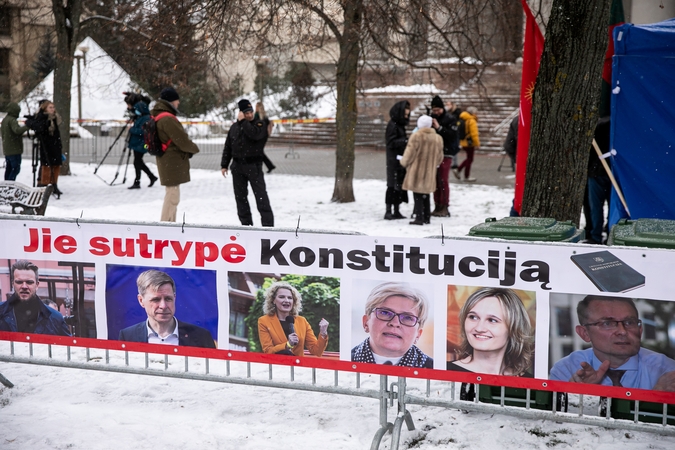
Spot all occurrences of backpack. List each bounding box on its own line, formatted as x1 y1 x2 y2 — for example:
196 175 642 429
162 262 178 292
142 112 176 156
457 117 467 141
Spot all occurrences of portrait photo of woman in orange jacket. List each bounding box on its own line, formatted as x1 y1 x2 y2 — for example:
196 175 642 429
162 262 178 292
258 281 329 357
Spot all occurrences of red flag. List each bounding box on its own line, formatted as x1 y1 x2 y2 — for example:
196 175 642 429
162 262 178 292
514 0 544 214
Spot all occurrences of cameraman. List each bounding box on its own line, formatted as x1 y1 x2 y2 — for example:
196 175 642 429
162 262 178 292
124 92 158 189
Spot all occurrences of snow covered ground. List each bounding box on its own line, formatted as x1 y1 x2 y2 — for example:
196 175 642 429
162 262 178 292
4 161 515 237
1 163 674 449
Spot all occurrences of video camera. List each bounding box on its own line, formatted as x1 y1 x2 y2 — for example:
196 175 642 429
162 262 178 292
123 91 151 109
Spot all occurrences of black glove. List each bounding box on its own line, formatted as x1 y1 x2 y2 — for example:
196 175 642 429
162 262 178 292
24 115 35 129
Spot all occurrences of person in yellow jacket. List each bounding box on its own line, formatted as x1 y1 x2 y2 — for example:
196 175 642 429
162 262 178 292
258 281 329 357
455 106 480 182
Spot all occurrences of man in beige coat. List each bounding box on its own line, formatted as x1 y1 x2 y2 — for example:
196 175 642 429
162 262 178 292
151 87 200 222
401 115 444 225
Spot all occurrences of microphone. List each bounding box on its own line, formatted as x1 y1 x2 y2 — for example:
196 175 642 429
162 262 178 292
285 315 295 334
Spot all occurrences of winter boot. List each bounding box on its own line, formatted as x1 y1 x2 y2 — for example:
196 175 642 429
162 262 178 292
384 204 395 220
128 181 141 190
148 174 158 187
431 206 450 217
392 204 405 219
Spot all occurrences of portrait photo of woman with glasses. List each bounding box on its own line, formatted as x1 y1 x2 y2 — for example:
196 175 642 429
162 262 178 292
351 281 433 368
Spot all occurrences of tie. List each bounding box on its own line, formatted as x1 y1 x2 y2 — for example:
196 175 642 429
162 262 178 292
383 361 393 365
607 369 626 387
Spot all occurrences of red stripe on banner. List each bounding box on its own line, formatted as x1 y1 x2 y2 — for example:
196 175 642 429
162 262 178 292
514 0 545 214
2 331 674 404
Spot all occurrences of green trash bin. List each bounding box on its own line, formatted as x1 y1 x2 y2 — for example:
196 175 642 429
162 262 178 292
608 218 675 249
468 217 585 242
460 217 579 411
610 398 675 425
477 384 567 412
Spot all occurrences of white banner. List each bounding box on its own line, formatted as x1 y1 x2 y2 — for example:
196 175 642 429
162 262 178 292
1 217 674 392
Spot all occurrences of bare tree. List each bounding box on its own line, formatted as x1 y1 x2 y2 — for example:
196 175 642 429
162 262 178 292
51 0 84 175
83 1 219 116
522 0 610 222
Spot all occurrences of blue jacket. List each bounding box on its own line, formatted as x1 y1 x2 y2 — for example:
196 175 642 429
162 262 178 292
118 319 216 349
0 294 71 336
128 101 150 153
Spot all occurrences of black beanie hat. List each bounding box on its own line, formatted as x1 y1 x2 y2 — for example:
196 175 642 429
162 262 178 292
160 87 180 102
431 95 444 109
238 99 253 113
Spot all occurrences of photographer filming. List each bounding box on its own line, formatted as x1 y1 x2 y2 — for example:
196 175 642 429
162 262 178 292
24 100 64 198
123 92 158 189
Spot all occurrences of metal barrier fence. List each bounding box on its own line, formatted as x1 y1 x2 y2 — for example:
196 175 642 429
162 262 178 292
1 332 674 449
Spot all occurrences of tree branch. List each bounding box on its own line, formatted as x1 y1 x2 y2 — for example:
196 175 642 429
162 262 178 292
80 15 176 49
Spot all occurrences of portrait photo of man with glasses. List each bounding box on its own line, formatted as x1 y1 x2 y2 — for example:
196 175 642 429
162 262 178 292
549 294 675 391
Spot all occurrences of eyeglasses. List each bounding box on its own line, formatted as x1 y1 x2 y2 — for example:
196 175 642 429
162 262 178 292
583 319 642 330
373 308 419 327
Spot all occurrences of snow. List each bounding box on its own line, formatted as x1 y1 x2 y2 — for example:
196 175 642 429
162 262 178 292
1 162 674 449
5 161 513 237
20 37 142 121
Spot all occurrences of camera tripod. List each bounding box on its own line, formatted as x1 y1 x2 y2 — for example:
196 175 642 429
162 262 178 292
30 131 40 187
93 118 134 186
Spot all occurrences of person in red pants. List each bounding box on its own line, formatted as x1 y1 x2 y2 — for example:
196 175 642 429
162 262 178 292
429 96 461 217
455 106 480 182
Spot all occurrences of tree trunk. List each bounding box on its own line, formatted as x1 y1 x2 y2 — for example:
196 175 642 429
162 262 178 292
51 0 83 176
521 0 610 224
331 0 362 203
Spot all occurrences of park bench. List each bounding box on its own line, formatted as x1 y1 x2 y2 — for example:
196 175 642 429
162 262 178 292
0 181 53 215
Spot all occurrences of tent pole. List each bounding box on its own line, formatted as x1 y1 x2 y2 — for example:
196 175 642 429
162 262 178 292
592 138 630 216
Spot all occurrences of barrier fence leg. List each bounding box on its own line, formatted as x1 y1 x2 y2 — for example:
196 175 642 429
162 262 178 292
0 372 14 388
390 377 415 450
371 375 393 450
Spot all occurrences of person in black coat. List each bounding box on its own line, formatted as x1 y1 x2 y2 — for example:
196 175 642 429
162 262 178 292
221 98 274 227
25 100 63 197
384 100 410 220
503 114 518 170
254 102 276 173
583 117 612 244
430 95 461 217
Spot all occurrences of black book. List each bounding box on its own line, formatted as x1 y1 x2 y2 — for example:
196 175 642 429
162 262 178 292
571 250 645 293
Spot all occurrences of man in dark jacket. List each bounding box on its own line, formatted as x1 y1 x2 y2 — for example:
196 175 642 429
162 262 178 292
503 114 519 170
151 87 200 222
583 117 612 244
384 100 410 220
430 95 461 217
221 98 274 227
0 260 70 336
118 270 216 349
1 102 29 180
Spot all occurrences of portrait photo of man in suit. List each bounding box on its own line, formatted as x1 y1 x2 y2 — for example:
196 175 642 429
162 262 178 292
118 270 216 349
